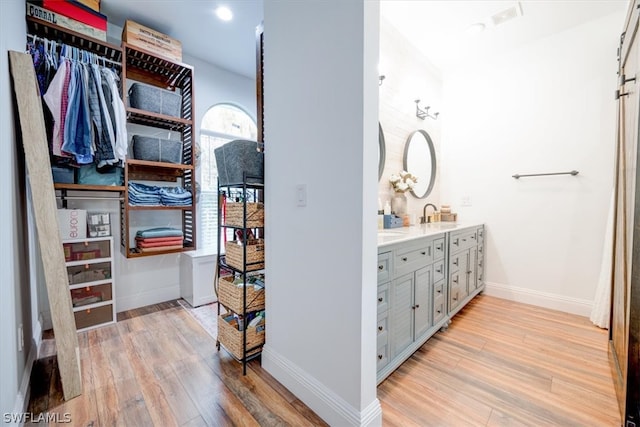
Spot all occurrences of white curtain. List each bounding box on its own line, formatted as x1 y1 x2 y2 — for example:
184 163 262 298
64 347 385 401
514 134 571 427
590 189 614 329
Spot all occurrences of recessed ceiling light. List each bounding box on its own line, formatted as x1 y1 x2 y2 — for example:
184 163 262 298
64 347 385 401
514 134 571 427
215 5 233 21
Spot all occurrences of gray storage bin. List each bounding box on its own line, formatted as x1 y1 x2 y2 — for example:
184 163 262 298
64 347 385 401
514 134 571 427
129 83 181 118
131 135 182 164
214 140 264 185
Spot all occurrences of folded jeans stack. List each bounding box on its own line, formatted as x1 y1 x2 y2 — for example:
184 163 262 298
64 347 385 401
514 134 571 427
135 227 184 252
128 182 192 206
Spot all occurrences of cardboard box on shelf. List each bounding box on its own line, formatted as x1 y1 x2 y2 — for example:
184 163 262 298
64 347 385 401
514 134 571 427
58 209 87 239
76 0 100 13
26 3 107 41
122 20 182 63
87 212 111 237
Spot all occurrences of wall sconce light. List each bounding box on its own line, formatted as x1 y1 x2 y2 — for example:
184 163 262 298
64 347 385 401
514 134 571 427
379 75 386 86
415 99 439 120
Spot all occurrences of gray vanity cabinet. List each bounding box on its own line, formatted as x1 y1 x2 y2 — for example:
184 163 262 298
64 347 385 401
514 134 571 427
377 251 392 372
448 225 485 316
378 235 442 383
377 224 485 384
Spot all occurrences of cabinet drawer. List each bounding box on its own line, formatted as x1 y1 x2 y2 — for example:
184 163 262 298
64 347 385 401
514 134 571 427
433 260 445 282
63 239 111 262
449 252 462 272
450 288 462 312
433 298 446 324
377 342 389 371
67 262 112 285
70 283 112 308
377 314 389 348
377 283 389 314
433 237 445 260
434 280 445 300
377 252 391 284
74 304 113 330
394 241 432 276
450 229 478 253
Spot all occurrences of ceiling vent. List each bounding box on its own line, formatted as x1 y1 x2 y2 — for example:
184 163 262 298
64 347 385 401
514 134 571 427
491 2 523 26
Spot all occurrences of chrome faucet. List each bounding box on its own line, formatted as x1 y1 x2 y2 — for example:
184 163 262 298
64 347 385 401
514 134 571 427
421 203 437 224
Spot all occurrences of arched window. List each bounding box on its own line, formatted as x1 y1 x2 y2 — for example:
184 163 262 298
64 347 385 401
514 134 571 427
199 104 257 250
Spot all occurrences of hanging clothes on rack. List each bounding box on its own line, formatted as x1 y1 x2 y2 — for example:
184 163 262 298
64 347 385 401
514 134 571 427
27 35 128 168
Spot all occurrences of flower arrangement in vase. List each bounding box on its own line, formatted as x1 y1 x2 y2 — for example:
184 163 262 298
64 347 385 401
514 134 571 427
389 171 418 216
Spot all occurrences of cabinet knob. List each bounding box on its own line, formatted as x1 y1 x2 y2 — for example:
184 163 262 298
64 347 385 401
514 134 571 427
436 267 442 273
378 265 384 271
453 278 458 284
378 354 383 360
421 251 426 255
471 235 476 239
378 326 383 331
437 289 441 294
415 304 420 309
437 309 441 314
453 260 458 266
467 270 472 275
401 257 408 262
436 245 442 251
454 239 459 245
453 297 458 301
462 238 466 242
378 297 383 302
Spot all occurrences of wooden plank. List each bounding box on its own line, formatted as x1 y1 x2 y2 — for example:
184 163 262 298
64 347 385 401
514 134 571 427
8 51 81 400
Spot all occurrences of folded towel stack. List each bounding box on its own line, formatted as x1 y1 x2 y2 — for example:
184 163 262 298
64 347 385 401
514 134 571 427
128 182 192 207
135 227 184 252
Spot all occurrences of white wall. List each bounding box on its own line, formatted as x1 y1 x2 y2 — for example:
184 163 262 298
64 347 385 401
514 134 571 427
262 1 381 425
378 18 443 216
1 0 34 418
441 11 625 315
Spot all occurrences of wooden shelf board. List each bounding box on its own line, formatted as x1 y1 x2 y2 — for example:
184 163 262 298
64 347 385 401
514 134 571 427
27 16 122 62
54 183 125 192
127 159 194 170
128 205 194 211
126 245 195 258
126 107 192 130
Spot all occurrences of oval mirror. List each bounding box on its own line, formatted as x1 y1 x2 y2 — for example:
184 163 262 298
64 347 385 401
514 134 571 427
378 123 386 181
403 130 436 199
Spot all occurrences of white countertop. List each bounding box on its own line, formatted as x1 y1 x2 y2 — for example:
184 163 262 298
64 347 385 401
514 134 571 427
377 222 483 248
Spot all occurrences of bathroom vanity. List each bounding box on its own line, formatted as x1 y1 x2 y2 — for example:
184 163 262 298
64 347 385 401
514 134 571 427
376 222 485 384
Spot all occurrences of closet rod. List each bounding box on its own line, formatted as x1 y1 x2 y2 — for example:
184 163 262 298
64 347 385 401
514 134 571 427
27 33 122 67
512 170 579 179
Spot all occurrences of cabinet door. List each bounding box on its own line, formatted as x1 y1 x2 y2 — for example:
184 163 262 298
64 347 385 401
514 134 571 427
414 266 432 339
391 273 414 358
460 249 470 298
468 247 478 292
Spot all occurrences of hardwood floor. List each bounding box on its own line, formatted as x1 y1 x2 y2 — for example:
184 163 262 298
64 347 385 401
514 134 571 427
378 295 620 427
29 300 327 426
29 295 619 426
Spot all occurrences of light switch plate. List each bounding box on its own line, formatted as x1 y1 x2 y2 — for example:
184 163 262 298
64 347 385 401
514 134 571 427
296 184 307 207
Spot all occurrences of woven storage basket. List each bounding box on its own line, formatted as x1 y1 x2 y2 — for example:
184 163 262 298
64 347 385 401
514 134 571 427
225 239 264 271
217 314 265 360
218 276 265 313
224 202 264 228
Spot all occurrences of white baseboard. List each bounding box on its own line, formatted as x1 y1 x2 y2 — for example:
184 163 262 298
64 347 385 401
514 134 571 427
12 329 40 426
262 345 382 426
484 281 593 317
116 285 180 312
